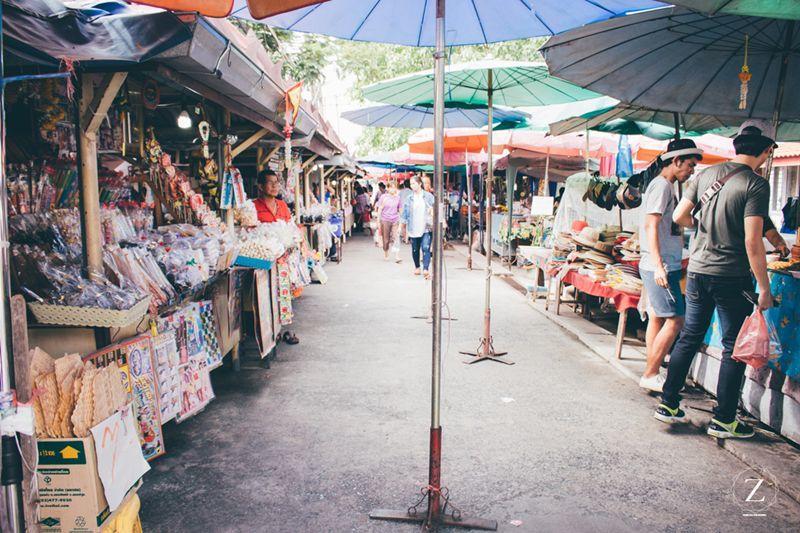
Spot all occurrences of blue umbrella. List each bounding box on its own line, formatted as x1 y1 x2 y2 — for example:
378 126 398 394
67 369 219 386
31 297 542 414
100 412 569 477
228 1 666 530
341 103 528 129
235 0 665 46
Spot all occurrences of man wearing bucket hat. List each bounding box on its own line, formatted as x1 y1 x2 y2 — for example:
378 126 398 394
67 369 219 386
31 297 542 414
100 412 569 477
656 120 777 439
639 139 703 393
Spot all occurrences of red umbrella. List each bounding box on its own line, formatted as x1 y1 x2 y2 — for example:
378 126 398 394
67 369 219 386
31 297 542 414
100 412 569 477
129 0 326 19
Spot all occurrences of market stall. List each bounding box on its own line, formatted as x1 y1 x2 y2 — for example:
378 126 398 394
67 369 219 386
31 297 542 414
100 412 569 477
1 5 351 531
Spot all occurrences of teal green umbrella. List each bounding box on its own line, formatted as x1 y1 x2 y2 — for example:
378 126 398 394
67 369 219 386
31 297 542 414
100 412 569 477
365 60 602 326
549 103 800 140
669 1 800 20
363 60 601 107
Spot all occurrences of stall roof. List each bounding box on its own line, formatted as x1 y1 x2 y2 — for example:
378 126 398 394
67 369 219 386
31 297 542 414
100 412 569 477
2 0 191 65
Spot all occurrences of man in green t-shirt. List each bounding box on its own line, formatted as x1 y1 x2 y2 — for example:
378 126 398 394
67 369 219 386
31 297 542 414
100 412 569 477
655 121 777 439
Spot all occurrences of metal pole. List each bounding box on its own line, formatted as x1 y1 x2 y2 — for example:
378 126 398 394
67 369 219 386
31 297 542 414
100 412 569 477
466 149 472 270
543 148 551 195
765 21 794 181
505 164 515 267
483 70 494 356
428 0 446 522
0 3 24 528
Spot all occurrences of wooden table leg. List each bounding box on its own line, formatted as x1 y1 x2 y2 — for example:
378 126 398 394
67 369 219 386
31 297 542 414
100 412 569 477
545 276 553 311
555 278 563 316
615 309 628 359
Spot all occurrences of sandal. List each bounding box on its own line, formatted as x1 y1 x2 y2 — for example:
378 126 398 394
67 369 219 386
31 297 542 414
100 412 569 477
282 331 300 345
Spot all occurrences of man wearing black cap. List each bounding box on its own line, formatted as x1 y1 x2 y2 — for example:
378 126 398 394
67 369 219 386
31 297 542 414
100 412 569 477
655 121 777 439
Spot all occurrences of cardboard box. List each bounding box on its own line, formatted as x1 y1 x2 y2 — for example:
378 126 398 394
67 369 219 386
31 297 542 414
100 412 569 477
36 437 111 532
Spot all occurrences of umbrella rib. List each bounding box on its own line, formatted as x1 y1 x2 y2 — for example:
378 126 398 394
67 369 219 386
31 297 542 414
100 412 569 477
416 0 428 47
469 0 489 44
582 0 616 16
533 13 556 36
350 0 383 40
747 46 777 119
279 3 325 29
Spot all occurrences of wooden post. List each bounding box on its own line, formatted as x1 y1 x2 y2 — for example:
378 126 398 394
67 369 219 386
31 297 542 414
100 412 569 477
616 310 628 359
78 72 127 278
10 295 36 532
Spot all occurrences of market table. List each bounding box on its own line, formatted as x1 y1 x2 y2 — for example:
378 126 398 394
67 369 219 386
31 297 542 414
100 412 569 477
554 269 641 359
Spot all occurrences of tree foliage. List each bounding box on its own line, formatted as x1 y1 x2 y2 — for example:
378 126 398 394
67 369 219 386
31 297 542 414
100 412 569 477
232 20 547 155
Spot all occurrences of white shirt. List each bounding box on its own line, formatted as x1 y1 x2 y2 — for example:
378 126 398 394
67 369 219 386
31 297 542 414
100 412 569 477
408 193 427 238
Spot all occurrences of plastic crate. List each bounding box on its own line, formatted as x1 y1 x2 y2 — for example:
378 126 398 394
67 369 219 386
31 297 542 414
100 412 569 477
234 256 274 270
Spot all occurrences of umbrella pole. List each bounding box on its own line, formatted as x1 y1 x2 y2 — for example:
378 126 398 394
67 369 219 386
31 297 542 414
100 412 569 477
370 1 497 530
466 149 473 270
460 69 512 365
764 21 794 181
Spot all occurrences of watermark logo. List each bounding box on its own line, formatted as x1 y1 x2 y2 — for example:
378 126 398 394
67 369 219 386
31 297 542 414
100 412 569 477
731 468 778 517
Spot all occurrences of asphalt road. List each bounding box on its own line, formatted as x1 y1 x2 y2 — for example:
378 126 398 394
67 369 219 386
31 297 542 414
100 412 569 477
140 235 800 532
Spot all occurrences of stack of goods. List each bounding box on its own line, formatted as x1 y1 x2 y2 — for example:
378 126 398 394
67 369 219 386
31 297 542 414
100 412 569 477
237 225 286 264
605 263 643 295
30 349 129 439
9 213 148 311
300 202 332 224
6 161 79 215
105 246 177 311
265 219 304 250
234 199 259 227
571 227 616 269
617 232 641 262
98 168 132 204
101 206 139 245
768 257 800 278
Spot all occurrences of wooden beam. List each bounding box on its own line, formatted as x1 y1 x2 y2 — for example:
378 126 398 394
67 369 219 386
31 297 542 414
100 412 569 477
231 128 270 159
321 166 336 179
259 145 281 168
301 155 319 170
78 74 103 276
82 72 127 136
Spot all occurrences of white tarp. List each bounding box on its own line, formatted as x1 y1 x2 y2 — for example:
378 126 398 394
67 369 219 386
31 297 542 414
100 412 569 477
553 172 643 236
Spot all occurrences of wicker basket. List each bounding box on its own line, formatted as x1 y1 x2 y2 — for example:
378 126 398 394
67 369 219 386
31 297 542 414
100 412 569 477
28 296 151 328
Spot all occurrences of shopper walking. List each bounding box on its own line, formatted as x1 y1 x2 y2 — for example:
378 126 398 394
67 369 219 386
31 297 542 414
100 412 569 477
354 184 371 233
401 175 434 278
656 121 776 439
638 139 703 392
376 181 403 262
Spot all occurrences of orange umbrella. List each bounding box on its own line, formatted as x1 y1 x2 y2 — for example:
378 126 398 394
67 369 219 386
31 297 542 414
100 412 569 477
406 128 504 155
129 1 326 19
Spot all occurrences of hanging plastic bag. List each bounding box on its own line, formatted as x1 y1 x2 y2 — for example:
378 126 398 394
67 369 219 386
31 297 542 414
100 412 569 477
732 309 781 368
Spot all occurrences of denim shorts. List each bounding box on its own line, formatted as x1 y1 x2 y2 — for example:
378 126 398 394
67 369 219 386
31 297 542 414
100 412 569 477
641 269 685 317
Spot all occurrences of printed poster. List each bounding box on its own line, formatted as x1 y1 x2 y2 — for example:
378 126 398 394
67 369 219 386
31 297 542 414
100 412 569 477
253 270 276 358
91 404 150 511
152 331 181 424
85 335 165 461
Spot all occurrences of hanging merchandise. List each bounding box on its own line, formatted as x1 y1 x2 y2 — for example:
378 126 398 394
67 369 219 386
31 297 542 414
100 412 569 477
146 129 223 228
219 136 246 210
283 82 303 171
738 34 751 110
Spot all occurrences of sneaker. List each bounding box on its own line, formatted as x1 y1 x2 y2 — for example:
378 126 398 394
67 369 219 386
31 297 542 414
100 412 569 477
639 373 666 392
707 419 755 439
654 403 686 424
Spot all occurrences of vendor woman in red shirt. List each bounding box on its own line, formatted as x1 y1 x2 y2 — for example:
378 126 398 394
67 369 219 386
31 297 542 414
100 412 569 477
254 170 292 223
253 170 299 345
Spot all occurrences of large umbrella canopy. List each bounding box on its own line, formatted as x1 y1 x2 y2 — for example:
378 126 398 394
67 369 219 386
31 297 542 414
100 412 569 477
669 1 800 20
253 1 664 47
363 61 602 107
549 103 800 140
341 103 528 129
542 7 800 121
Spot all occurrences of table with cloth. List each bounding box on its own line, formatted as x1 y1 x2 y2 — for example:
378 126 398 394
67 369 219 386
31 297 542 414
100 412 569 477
553 268 641 359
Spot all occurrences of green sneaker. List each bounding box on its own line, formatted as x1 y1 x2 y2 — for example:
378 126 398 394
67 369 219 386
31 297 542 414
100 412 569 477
707 419 755 439
654 403 686 424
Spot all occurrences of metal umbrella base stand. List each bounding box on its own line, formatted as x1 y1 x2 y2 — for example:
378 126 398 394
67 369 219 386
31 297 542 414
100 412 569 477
459 336 511 365
369 428 498 531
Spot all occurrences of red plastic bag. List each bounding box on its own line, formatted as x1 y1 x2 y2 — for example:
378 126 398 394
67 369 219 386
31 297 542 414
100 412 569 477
732 309 781 369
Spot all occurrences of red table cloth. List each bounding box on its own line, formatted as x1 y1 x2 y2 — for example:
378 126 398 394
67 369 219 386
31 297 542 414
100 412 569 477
562 270 640 313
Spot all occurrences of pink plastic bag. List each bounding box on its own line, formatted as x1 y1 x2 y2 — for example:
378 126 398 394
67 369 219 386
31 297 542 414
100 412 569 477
732 309 781 369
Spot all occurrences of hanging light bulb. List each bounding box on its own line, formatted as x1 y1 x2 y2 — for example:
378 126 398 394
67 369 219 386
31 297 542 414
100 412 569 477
177 107 192 129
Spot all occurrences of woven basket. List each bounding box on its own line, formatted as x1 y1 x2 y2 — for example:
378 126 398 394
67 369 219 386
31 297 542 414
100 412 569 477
28 296 151 328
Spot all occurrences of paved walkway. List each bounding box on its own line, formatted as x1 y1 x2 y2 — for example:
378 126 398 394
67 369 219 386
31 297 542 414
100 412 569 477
140 236 800 532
